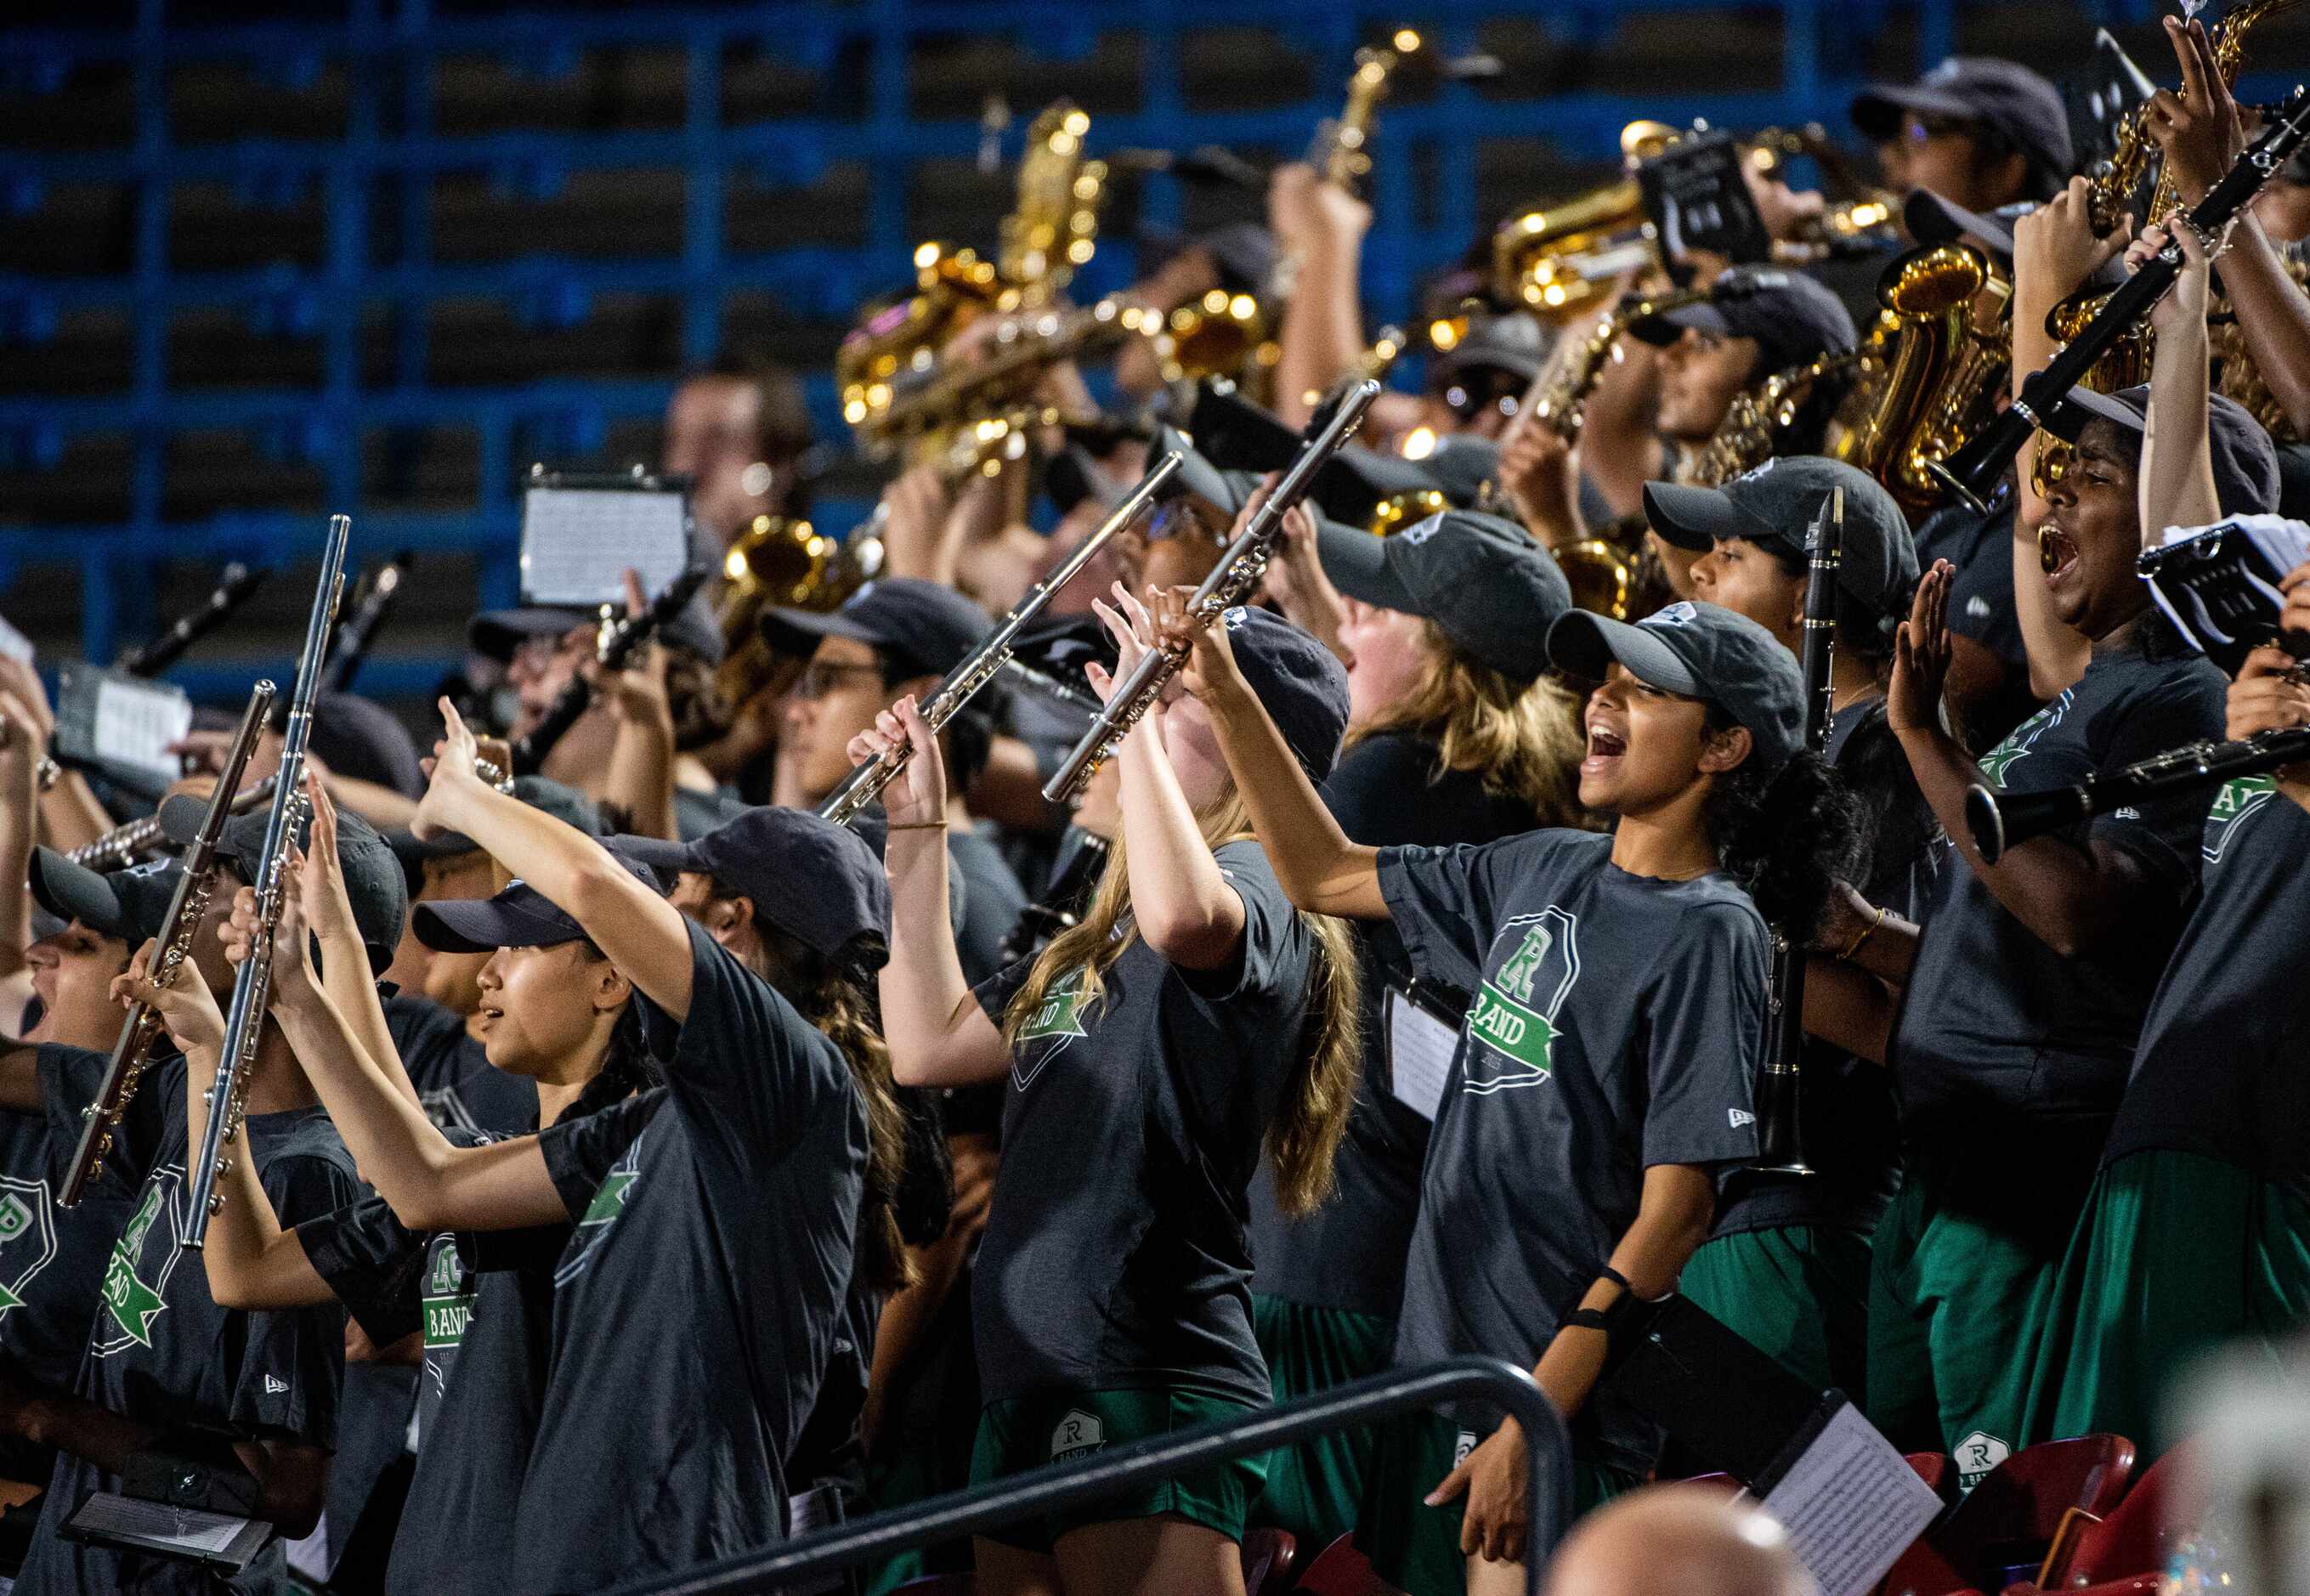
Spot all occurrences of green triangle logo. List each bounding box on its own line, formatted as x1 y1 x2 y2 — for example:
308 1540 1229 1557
102 1249 167 1348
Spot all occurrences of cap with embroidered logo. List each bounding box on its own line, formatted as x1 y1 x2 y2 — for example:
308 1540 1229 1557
1643 456 1922 624
1546 600 1806 774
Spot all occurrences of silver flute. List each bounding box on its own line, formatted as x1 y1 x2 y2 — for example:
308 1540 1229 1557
1042 380 1379 803
818 450 1185 827
184 513 351 1252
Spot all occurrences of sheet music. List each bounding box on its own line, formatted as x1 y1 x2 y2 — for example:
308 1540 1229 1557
1385 988 1458 1121
1759 1400 1945 1596
93 678 193 783
71 1492 252 1556
519 487 688 606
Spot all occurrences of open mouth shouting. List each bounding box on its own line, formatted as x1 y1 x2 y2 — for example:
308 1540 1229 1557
1582 719 1628 778
2039 521 2082 587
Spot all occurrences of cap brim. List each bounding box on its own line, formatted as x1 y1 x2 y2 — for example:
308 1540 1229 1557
1546 611 1707 697
2048 386 2146 444
1435 347 1545 385
467 607 592 663
412 896 585 954
605 834 704 881
1851 83 1977 141
1641 481 1776 552
26 850 127 937
1314 518 1422 614
1902 189 2014 258
1628 303 1732 348
761 606 882 659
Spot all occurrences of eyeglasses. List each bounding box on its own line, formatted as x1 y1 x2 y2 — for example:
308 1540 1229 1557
1432 365 1526 423
795 660 886 700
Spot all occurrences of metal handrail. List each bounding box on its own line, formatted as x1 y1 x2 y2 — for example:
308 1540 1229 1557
603 1356 1569 1596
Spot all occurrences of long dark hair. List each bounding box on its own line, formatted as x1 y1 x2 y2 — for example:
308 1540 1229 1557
563 942 660 1126
1700 706 1863 940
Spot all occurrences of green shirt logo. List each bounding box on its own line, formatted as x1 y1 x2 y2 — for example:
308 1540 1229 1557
581 1168 637 1226
1976 692 2070 787
422 1239 475 1351
2203 774 2278 865
101 1181 172 1350
1012 973 1088 1090
0 1180 54 1321
1464 910 1582 1094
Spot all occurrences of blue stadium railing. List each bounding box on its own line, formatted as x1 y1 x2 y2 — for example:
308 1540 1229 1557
597 1356 1573 1596
3 0 2192 690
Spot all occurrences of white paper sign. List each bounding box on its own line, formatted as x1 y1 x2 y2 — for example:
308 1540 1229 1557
519 486 688 607
1385 988 1459 1122
1760 1400 1945 1596
92 677 193 783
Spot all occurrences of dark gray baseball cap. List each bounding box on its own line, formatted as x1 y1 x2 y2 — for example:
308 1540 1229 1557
1432 309 1548 386
1219 604 1351 783
762 577 992 682
1628 266 1858 376
613 806 891 974
1643 456 1922 620
27 851 181 946
1548 600 1806 774
412 852 659 954
157 795 410 975
1316 509 1574 683
1852 57 2075 197
2051 385 2280 518
467 606 592 664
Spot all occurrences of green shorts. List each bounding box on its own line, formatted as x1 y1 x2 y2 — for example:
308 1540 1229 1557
1680 1225 1873 1399
2023 1150 2310 1458
968 1386 1267 1554
1359 1412 1638 1596
1866 1163 2074 1490
1247 1293 1398 1550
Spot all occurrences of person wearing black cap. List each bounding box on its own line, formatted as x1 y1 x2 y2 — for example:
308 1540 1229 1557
1241 509 1591 1555
1852 347 2255 1479
348 703 901 1591
2018 559 2310 1462
0 801 406 1596
664 349 816 559
857 597 1362 1595
1643 457 1925 1402
763 576 1027 982
1409 312 1548 449
173 784 656 1596
1852 57 2074 216
1166 591 1860 1590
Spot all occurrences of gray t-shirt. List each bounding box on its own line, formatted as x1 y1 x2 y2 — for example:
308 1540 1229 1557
971 839 1315 1409
1379 829 1767 1474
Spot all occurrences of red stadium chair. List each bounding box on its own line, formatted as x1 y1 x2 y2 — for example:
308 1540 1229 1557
2010 1443 2188 1592
1240 1526 1297 1596
1294 1535 1411 1596
1908 1452 1953 1502
1945 1435 2136 1587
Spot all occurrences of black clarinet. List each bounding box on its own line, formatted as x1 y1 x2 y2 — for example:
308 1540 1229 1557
997 833 1113 967
1930 87 2310 514
508 565 710 778
1967 721 2310 863
1752 489 1843 1175
320 551 414 694
114 563 267 677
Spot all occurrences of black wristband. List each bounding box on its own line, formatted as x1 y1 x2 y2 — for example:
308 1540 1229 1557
1564 1308 1612 1332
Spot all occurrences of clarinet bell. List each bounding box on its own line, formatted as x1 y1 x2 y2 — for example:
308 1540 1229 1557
1751 1061 1815 1177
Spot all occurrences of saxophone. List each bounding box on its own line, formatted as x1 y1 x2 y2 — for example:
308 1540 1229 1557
1515 287 1708 616
1679 350 1860 488
1832 242 2012 514
2212 244 2310 443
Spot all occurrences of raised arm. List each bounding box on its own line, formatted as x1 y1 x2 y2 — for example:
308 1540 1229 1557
1270 163 1372 428
589 570 679 842
851 699 1011 1089
2009 183 2132 699
1152 591 1389 920
2132 218 2222 542
412 697 695 1020
0 693 41 988
1091 586 1245 970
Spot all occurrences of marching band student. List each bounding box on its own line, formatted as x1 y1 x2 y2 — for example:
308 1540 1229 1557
1849 58 2072 218
1644 456 1923 1401
309 705 903 1593
184 774 650 1596
1165 591 1858 1593
860 596 1362 1596
2019 565 2310 1458
1244 507 1588 1554
0 803 408 1596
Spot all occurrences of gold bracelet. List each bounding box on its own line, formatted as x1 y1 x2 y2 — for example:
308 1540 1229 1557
1838 905 1888 963
886 819 948 831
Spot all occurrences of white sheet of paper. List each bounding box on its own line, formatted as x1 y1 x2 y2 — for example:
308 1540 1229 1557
519 487 688 606
93 678 192 783
1385 988 1458 1122
0 614 32 665
72 1492 253 1556
1760 1400 1945 1596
